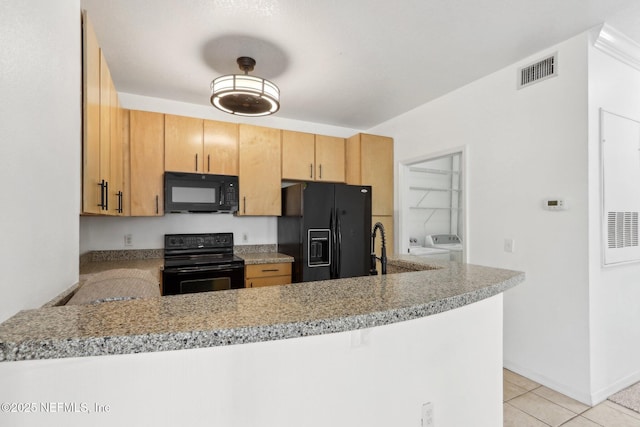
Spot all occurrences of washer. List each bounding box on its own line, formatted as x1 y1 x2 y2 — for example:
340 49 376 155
424 234 463 262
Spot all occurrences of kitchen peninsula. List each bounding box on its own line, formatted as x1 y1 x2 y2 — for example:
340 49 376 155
0 257 522 361
0 257 523 427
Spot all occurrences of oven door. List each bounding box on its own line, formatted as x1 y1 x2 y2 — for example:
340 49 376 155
162 264 244 295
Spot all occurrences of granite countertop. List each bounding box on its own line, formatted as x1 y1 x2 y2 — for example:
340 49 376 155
238 252 294 264
0 256 524 362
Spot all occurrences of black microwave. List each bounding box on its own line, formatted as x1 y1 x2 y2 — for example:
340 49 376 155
164 172 239 213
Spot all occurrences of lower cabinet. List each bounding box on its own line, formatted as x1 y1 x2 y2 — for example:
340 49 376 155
245 263 292 288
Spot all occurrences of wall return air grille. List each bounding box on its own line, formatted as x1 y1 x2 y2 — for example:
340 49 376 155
518 53 557 89
607 211 639 249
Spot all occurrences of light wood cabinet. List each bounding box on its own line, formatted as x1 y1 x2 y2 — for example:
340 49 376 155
164 115 239 176
203 120 239 175
281 130 315 180
346 133 394 255
346 133 394 216
238 124 281 216
98 50 112 211
164 114 204 173
315 135 345 182
245 263 292 288
129 110 165 216
107 72 127 215
81 12 102 215
82 11 123 216
281 131 345 182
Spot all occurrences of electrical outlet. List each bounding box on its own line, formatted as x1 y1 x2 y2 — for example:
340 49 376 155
504 238 515 253
124 234 133 247
350 329 371 348
421 402 434 427
242 232 248 243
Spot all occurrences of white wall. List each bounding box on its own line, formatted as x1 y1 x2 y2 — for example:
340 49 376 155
587 36 640 401
0 0 81 322
0 295 503 427
79 93 362 253
369 34 594 402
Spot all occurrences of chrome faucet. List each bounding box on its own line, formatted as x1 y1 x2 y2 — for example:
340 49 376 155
370 222 387 275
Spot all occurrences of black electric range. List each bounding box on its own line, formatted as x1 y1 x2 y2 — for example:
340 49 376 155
162 232 245 295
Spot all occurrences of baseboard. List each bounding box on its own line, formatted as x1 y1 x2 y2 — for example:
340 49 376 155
503 360 593 405
504 360 640 406
592 370 640 404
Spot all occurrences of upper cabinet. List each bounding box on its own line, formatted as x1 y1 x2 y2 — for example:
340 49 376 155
164 114 204 173
203 119 239 175
238 124 281 216
281 131 345 182
346 133 394 216
81 12 101 215
81 11 123 216
315 135 345 182
164 115 239 175
129 110 164 216
109 74 125 215
281 130 315 180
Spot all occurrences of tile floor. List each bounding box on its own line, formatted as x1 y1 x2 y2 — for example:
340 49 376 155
504 369 640 426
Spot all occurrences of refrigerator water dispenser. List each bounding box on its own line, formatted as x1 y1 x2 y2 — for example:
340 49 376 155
308 229 331 267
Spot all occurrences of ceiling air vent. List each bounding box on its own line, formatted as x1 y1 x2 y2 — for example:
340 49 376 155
607 211 639 249
517 53 557 89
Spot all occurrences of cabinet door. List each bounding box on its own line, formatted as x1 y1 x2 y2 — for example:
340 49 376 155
245 263 292 288
130 110 164 216
99 51 112 213
246 276 291 288
315 135 345 183
120 108 130 216
164 114 203 173
109 81 124 215
360 134 394 216
81 12 101 214
281 130 315 180
203 120 239 175
238 124 281 216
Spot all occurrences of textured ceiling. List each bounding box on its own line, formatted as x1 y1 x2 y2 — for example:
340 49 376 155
81 0 640 129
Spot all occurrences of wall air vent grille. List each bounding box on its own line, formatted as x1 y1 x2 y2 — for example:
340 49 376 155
607 211 639 249
518 53 557 89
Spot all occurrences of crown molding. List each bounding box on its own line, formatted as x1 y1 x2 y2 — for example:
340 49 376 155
594 24 640 72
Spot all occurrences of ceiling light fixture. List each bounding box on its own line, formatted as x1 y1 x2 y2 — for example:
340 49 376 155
210 56 280 117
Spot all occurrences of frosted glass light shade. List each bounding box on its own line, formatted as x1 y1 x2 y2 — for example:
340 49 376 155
210 74 280 117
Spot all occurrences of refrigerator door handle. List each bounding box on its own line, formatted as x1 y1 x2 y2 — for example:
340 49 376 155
336 208 342 277
329 209 338 279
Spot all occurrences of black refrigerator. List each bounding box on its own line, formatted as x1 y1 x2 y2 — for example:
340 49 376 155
277 182 372 283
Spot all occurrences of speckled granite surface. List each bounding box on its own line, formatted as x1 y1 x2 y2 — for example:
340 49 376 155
234 244 277 254
238 252 294 265
0 256 524 362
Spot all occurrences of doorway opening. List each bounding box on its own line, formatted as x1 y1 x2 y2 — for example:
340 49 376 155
399 148 466 261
